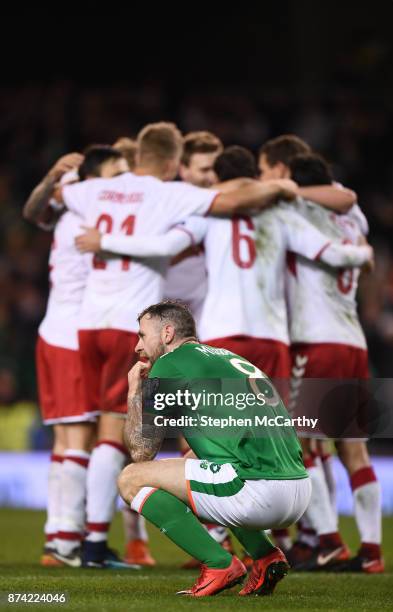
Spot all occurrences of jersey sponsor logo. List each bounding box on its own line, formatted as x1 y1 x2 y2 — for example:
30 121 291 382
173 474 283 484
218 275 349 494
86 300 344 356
98 190 144 204
199 460 221 473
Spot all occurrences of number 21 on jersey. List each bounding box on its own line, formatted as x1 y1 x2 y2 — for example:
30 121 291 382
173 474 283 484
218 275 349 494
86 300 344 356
93 214 135 270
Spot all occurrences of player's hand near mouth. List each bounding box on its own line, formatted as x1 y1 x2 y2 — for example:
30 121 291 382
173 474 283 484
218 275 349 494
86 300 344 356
128 361 151 391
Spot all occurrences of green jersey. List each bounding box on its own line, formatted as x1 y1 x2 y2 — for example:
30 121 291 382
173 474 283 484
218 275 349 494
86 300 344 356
148 342 307 481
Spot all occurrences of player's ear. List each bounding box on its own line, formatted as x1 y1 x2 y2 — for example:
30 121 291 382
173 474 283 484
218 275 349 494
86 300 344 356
162 323 175 345
277 161 291 178
178 164 187 180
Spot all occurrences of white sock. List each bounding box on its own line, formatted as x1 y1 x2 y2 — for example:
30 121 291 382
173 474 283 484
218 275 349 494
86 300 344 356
303 459 337 536
272 529 292 552
297 515 318 548
56 449 90 556
321 453 338 523
86 441 127 543
206 524 228 544
44 454 63 550
122 506 148 542
351 467 382 545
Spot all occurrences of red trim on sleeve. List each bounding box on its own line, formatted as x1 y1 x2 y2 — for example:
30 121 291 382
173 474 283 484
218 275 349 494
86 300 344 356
286 251 297 278
204 192 220 217
314 241 331 261
350 466 377 491
173 225 196 247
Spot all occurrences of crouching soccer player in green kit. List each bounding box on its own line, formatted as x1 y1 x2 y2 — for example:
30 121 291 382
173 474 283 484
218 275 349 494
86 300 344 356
118 300 311 597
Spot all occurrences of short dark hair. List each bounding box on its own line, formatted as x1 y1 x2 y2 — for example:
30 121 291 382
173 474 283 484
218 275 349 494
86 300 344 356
259 135 311 168
138 300 196 339
290 153 333 186
214 146 257 182
78 145 124 180
181 131 223 166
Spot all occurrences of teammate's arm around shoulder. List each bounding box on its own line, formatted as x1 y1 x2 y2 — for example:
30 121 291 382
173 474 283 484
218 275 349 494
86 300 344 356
210 179 298 215
23 153 83 225
297 183 357 213
76 217 207 257
283 209 373 269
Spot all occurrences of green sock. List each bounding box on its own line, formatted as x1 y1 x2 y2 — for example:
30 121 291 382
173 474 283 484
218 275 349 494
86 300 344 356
140 489 232 569
231 527 276 560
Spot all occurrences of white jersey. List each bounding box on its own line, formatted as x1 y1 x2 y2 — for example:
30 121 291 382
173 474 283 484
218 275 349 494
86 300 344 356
62 172 217 332
287 201 368 349
39 210 89 350
199 203 337 344
164 249 207 328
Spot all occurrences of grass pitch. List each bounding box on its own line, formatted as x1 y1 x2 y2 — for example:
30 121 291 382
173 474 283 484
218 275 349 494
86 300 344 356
0 509 392 611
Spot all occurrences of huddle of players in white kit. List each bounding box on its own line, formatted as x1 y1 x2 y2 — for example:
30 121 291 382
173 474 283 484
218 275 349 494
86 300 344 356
23 123 383 573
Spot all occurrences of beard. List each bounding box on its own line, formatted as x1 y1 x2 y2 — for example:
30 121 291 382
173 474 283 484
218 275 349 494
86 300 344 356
147 341 166 365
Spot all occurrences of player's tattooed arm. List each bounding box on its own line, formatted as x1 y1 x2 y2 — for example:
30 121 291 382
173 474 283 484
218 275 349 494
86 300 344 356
125 362 166 463
23 153 83 225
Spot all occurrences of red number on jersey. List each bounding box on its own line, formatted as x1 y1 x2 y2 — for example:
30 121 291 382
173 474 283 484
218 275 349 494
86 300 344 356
93 214 113 270
120 215 136 271
337 238 354 294
337 268 354 294
232 217 256 269
92 214 135 271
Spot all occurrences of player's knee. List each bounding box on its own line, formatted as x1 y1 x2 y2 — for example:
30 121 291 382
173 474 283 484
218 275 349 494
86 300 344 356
118 463 144 502
118 464 135 502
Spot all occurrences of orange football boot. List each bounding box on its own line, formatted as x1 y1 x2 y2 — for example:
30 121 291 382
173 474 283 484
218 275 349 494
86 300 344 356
177 556 247 597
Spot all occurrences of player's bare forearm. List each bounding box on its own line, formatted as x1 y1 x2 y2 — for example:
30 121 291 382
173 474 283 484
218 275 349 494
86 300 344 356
23 174 58 224
125 361 165 463
212 177 254 193
298 185 357 213
125 385 165 463
23 152 83 224
210 179 298 215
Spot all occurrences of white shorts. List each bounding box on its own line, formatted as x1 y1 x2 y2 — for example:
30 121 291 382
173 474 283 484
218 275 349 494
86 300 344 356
131 459 311 530
184 459 311 529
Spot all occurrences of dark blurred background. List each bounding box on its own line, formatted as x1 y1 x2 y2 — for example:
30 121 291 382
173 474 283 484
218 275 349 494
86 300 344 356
1 2 393 450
